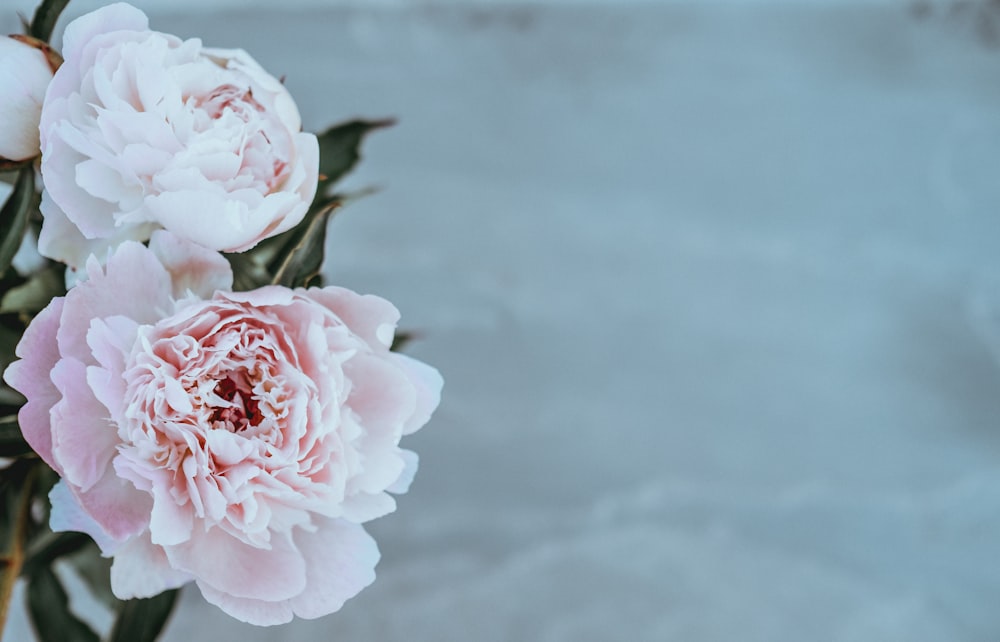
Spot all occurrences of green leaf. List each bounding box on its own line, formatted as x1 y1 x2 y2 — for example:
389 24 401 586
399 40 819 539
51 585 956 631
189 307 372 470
315 119 394 196
269 198 342 289
109 589 179 642
29 0 71 43
22 532 91 579
267 188 377 289
0 385 25 409
223 251 273 292
0 320 21 360
390 330 418 353
65 544 115 611
0 415 31 458
0 168 36 280
27 566 99 642
1 266 64 315
0 460 37 633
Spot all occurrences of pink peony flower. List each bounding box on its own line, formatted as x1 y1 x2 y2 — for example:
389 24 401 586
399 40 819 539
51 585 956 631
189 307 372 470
3 233 442 625
37 3 319 269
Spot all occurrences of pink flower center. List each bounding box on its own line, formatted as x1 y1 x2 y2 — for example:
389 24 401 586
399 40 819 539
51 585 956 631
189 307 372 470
210 375 262 433
191 84 291 192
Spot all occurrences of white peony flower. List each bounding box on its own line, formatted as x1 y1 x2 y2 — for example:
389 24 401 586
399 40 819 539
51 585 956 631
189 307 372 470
37 3 319 269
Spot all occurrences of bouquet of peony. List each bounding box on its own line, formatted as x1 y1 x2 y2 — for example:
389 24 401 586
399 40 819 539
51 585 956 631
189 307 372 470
0 1 443 639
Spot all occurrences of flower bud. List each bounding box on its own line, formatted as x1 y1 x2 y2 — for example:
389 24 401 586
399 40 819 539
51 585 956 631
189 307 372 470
0 35 60 162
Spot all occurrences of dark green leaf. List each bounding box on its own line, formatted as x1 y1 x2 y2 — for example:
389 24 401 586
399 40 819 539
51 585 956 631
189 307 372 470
22 532 91 578
0 321 20 361
65 544 116 610
270 198 342 289
315 119 394 196
0 460 36 631
109 589 179 642
0 460 28 553
1 266 64 315
223 251 273 292
390 330 418 353
0 168 36 279
27 566 99 642
0 385 26 409
0 415 31 458
29 0 71 42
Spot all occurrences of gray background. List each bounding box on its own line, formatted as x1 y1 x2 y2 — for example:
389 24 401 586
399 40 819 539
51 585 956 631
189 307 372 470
5 0 1000 640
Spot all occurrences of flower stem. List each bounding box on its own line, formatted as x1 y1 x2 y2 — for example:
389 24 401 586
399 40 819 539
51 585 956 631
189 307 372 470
0 464 38 633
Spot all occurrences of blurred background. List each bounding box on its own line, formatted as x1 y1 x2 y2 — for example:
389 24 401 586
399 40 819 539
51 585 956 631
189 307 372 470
6 0 1000 639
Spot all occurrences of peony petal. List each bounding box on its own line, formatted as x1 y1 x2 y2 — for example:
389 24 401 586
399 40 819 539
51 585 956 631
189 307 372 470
3 298 64 471
36 190 153 270
60 3 149 65
289 518 379 619
148 230 233 299
74 464 152 542
57 241 173 364
307 287 401 350
386 449 419 495
165 528 306 602
110 532 192 599
346 353 414 441
196 581 293 626
49 357 119 491
86 315 140 426
49 479 120 555
339 491 396 524
393 353 444 435
149 481 194 546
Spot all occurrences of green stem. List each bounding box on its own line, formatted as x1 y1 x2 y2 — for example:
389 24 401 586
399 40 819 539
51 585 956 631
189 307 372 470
0 464 38 633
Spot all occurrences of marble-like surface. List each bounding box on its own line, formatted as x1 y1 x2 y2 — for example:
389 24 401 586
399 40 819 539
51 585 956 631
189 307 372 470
7 2 1000 640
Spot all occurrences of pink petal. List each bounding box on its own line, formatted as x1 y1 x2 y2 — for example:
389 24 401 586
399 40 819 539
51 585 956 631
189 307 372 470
196 581 293 626
307 287 400 350
289 518 379 619
393 353 444 435
148 482 194 546
110 532 192 599
3 297 64 470
49 480 119 555
165 527 306 602
148 230 233 300
386 449 419 495
57 242 172 363
49 357 118 491
74 465 152 541
346 353 415 440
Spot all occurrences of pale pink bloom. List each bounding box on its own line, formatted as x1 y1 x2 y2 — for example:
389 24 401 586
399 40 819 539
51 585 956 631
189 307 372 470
37 3 319 269
4 234 442 625
0 35 59 161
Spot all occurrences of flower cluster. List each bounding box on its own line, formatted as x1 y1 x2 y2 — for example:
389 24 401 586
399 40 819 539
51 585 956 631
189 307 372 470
0 0 441 631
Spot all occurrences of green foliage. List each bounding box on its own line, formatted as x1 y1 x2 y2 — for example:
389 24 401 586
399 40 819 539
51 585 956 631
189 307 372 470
391 330 417 353
0 461 38 634
0 415 31 458
226 118 392 291
109 589 180 642
27 566 99 642
0 168 36 280
21 532 91 578
315 119 394 198
1 267 65 315
270 198 343 289
29 0 71 42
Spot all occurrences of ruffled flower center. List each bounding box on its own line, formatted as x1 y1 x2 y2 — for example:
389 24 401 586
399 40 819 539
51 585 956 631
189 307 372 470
209 374 263 433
